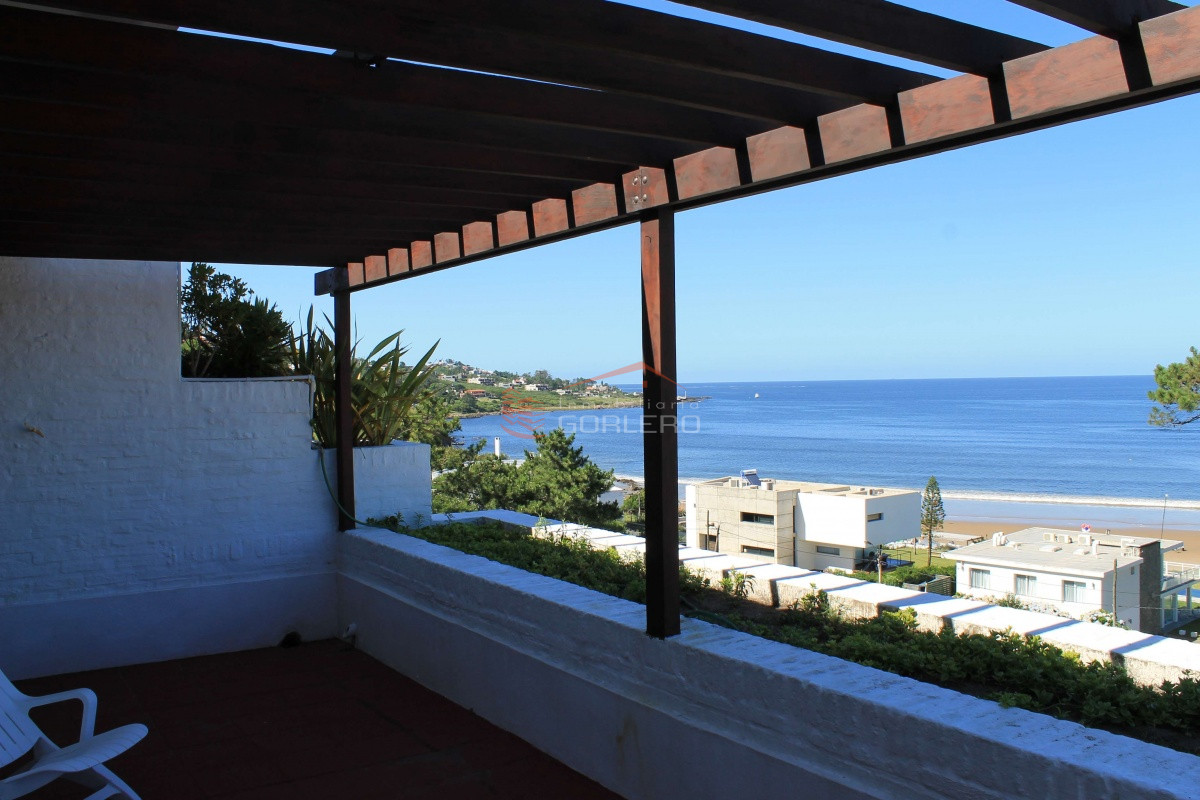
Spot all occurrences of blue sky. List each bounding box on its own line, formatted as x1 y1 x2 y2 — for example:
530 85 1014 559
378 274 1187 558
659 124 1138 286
205 1 1200 383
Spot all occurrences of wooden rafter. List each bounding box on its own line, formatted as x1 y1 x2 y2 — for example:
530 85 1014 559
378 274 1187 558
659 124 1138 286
316 4 1200 293
19 0 938 102
1 1 1199 274
674 0 1049 74
1006 0 1185 36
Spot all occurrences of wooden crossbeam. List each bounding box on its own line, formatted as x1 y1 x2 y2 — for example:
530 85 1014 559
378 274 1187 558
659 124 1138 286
0 10 748 156
0 154 523 219
0 105 622 187
322 5 1200 295
377 0 939 100
25 0 935 104
1006 0 1185 35
675 0 1048 74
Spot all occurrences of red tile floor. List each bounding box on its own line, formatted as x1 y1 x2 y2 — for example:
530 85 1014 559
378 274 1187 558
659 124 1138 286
14 640 623 799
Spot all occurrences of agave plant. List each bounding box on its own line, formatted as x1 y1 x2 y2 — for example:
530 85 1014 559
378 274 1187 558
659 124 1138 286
292 306 440 447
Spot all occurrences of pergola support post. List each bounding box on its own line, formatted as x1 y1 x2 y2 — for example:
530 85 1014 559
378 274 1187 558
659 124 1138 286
641 207 681 638
333 285 356 531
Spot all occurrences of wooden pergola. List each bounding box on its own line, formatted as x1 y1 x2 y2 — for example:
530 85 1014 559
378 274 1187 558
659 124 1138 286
4 0 1199 638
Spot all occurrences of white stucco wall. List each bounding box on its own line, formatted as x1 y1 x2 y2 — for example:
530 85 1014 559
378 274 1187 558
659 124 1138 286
955 560 1142 629
320 442 433 525
339 527 1200 800
796 490 917 549
0 258 341 678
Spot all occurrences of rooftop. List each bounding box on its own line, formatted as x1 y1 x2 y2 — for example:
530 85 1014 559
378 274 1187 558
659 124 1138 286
945 527 1184 575
14 640 620 800
698 476 915 498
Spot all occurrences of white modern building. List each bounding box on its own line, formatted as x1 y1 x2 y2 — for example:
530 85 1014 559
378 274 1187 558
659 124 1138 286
684 471 919 571
945 527 1191 633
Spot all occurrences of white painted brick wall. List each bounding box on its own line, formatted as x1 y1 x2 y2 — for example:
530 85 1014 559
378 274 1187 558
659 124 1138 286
0 258 338 608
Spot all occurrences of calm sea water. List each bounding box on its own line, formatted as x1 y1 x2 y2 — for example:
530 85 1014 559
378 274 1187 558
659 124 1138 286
457 376 1200 527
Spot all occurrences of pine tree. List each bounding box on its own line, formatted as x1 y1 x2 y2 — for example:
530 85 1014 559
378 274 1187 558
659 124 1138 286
921 475 945 568
1149 346 1200 426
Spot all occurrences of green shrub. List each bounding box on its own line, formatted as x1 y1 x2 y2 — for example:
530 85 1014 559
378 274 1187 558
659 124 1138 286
291 307 439 446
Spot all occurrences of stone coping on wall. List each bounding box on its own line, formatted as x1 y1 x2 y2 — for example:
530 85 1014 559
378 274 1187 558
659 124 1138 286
428 510 1200 686
340 525 1200 800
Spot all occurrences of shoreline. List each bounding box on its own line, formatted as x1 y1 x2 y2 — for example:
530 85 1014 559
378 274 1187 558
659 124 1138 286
452 400 642 419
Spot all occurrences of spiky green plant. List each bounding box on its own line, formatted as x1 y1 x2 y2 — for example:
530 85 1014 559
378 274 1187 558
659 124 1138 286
291 306 439 447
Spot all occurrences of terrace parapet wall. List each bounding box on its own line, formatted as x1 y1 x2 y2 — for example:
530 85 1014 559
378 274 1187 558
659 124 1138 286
340 524 1200 800
438 511 1200 689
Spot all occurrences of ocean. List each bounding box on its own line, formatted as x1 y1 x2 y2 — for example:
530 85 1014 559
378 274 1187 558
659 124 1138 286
457 375 1200 530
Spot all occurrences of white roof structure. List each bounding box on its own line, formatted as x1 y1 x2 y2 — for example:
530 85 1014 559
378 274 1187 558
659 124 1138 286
945 527 1183 577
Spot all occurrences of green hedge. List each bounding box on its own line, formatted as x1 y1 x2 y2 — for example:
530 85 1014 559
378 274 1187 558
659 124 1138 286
372 518 1200 754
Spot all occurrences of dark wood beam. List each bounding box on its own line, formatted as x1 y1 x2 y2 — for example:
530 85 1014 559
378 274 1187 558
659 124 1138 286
0 233 351 267
0 102 624 187
0 174 479 231
640 207 680 639
674 0 1048 74
334 284 356 531
328 6 1200 293
0 106 603 200
0 153 523 218
0 5 771 146
0 63 709 171
1005 0 1184 35
23 0 933 104
377 0 938 100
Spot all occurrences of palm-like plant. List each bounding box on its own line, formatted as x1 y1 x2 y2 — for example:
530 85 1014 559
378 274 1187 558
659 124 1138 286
292 307 439 447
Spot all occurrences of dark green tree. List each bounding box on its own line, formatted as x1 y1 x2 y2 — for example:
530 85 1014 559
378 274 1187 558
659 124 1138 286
920 475 945 568
1149 347 1200 427
431 428 618 527
513 428 618 526
180 262 292 378
431 440 520 513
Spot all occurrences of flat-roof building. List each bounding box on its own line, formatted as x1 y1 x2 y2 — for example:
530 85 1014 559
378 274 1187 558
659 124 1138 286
945 527 1193 633
684 472 919 572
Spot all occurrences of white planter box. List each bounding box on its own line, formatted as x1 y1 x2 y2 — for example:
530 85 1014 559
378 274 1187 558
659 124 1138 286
320 441 432 525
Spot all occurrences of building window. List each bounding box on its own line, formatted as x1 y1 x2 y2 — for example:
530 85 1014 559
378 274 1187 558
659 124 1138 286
866 513 883 522
740 512 775 525
700 532 719 552
1014 574 1037 597
969 568 991 590
1063 580 1086 603
741 545 775 558
815 545 839 556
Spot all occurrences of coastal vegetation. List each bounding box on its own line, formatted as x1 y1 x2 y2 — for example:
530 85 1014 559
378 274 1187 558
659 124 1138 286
428 360 640 417
289 307 440 447
180 262 292 378
433 428 620 528
370 518 1200 756
1150 346 1200 427
920 476 945 567
849 561 955 593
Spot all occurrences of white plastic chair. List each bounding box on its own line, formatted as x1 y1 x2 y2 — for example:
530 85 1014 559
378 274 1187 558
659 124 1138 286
1 668 147 800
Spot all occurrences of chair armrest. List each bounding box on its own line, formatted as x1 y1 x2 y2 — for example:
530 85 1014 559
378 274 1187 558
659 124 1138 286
21 687 99 739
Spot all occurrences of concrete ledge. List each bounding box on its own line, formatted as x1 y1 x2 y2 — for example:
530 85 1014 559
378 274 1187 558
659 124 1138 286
434 511 1200 686
0 571 338 679
338 527 1200 800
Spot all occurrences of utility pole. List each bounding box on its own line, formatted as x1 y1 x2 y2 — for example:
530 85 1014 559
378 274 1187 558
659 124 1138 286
1112 558 1120 617
878 544 884 584
1161 493 1169 540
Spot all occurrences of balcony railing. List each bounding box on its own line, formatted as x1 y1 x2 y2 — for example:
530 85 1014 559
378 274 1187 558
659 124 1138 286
1163 562 1200 591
